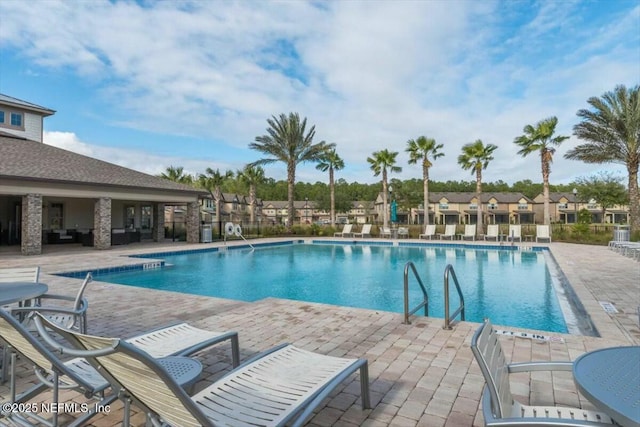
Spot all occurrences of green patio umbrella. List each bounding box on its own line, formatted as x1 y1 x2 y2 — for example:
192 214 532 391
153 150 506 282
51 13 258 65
391 200 397 223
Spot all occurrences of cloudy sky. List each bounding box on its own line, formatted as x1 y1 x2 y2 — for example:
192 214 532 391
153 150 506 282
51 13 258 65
1 0 638 186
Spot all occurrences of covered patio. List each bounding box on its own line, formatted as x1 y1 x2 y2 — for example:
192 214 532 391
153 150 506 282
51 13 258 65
0 135 206 255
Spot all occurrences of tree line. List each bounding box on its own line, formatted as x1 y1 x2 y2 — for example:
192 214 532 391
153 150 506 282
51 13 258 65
159 84 639 235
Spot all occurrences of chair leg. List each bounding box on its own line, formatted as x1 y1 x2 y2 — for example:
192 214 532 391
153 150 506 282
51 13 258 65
231 335 240 368
52 370 59 427
359 362 371 409
1 344 8 384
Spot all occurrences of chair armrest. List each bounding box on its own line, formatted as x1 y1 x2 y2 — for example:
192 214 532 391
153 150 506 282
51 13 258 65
507 361 573 373
11 298 88 315
11 305 86 316
37 294 76 303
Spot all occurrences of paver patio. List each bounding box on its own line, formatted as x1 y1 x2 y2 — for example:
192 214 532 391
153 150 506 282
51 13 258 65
0 238 638 426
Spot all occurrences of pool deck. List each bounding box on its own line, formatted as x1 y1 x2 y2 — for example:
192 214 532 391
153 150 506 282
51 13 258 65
1 238 638 426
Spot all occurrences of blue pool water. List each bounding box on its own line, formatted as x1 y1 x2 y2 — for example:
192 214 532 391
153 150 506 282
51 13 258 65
93 243 568 333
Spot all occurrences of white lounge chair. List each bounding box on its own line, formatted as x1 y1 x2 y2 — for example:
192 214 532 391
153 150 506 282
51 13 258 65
459 224 476 241
397 226 409 238
536 225 551 242
353 224 372 238
334 223 354 237
508 224 522 242
0 308 114 427
0 308 240 426
484 224 499 241
419 224 436 239
439 224 456 240
380 226 392 238
37 315 372 427
471 319 615 426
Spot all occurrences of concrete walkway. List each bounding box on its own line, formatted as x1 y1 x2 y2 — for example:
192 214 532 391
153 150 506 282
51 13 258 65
0 239 638 426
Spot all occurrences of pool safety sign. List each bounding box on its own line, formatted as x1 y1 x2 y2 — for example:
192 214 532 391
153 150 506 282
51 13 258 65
494 329 565 343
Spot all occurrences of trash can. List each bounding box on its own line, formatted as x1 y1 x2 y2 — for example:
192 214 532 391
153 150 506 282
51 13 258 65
201 225 212 243
613 225 630 242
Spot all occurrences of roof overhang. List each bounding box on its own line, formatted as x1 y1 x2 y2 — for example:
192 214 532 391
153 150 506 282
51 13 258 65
0 178 201 203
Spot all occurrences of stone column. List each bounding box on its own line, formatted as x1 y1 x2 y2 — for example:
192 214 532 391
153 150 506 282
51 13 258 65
153 203 165 242
21 194 43 255
94 197 112 249
186 201 200 243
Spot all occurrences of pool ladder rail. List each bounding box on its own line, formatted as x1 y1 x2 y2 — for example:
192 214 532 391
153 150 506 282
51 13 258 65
403 262 465 329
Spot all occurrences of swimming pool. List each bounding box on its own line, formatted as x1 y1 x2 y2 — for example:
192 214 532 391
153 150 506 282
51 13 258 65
92 243 570 333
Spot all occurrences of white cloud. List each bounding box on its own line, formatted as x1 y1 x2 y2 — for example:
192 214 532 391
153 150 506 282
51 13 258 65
3 0 637 187
43 131 236 178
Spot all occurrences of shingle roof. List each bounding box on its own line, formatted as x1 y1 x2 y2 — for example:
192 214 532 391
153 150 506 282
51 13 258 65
0 94 55 116
0 135 204 194
430 192 531 203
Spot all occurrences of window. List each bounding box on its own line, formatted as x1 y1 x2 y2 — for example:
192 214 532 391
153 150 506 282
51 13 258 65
518 203 528 210
0 109 24 129
10 112 23 127
49 203 64 230
125 206 135 229
469 204 478 210
558 203 568 209
488 203 498 210
141 206 152 230
439 203 449 210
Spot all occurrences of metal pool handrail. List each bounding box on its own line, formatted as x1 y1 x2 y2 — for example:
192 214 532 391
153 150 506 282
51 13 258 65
403 261 428 324
443 264 465 329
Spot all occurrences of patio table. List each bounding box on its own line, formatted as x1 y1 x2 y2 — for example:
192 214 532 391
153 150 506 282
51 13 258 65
0 282 49 306
573 346 640 427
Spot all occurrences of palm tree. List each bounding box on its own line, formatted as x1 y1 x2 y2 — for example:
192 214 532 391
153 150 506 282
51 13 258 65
198 168 234 224
158 166 193 184
406 136 444 226
513 117 569 225
237 164 266 224
367 149 402 229
458 140 498 236
316 148 345 226
566 84 640 235
249 112 333 230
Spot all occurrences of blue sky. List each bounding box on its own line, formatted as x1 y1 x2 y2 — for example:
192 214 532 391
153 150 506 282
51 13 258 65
1 0 638 186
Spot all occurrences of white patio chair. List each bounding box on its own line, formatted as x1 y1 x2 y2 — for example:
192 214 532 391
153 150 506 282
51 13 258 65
353 224 372 238
459 224 476 241
419 224 436 239
11 272 92 333
397 226 409 238
471 319 615 426
380 226 392 238
334 223 354 237
439 224 456 240
536 225 552 242
484 224 499 241
508 224 522 242
0 267 40 283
